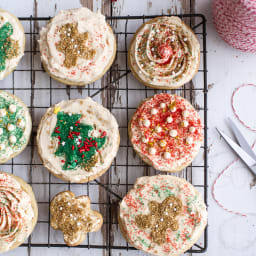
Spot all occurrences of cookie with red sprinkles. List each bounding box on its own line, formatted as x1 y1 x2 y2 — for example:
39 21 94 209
37 97 120 183
38 8 116 86
128 16 200 89
0 172 38 253
118 175 207 256
129 93 203 172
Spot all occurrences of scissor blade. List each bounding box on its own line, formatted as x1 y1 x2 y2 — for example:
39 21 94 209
216 127 256 168
228 118 256 161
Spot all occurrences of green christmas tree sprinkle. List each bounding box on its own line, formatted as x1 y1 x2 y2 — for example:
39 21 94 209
51 111 107 170
0 22 19 72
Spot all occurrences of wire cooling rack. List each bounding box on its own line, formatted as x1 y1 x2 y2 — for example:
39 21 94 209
0 14 208 254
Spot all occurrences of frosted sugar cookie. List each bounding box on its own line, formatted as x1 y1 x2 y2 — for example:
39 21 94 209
0 9 25 80
50 191 102 246
39 7 116 86
37 97 120 183
119 175 207 256
129 16 200 89
0 172 38 253
129 93 203 172
0 91 32 163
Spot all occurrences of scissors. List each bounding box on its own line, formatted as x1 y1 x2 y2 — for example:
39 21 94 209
216 118 256 178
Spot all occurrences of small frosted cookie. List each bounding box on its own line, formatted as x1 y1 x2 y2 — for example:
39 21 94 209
0 91 32 163
129 16 200 89
0 172 38 253
39 8 116 86
50 191 102 246
37 97 120 183
129 93 203 172
0 9 25 80
119 175 207 256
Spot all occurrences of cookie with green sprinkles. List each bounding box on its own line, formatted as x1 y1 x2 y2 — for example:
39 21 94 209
0 9 25 80
36 97 120 183
128 16 200 89
0 91 32 163
119 175 207 256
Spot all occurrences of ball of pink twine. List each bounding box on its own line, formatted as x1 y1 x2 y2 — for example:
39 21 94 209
212 0 256 52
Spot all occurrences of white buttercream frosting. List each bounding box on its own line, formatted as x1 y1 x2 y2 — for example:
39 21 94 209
39 8 116 84
129 16 200 88
0 173 34 252
119 175 207 256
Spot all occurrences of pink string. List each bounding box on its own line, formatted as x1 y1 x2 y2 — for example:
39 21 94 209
212 84 256 217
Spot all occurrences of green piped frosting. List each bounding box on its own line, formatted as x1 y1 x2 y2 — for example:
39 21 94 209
51 111 106 170
0 22 19 72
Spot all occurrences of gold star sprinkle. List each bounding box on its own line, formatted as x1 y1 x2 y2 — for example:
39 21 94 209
54 107 61 114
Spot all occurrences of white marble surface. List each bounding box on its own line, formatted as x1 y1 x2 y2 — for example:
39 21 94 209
1 0 256 255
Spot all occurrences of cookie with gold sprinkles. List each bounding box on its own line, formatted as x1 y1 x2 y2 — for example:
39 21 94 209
37 97 120 183
129 93 203 172
128 16 200 89
119 175 207 256
39 7 116 86
50 191 102 246
0 9 25 80
0 91 32 163
0 172 38 253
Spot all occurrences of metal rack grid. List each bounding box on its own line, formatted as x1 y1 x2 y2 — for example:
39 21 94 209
0 14 208 254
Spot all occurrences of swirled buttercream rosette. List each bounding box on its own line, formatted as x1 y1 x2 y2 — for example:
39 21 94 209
129 16 200 89
0 172 37 253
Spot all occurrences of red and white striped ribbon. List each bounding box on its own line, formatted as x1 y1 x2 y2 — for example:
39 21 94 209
231 84 256 132
212 84 256 217
212 0 256 52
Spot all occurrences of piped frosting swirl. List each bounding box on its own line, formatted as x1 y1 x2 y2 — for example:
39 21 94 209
129 16 200 88
0 173 34 252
